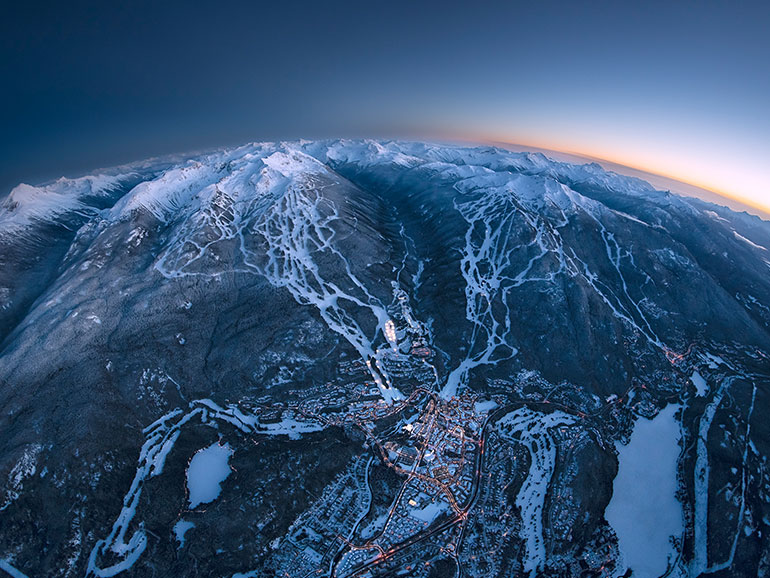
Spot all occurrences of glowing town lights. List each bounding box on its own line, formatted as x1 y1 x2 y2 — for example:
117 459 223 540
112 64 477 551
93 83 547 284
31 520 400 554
384 319 398 350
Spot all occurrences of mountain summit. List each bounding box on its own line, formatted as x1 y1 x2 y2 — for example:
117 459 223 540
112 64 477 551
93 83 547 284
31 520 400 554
1 140 768 577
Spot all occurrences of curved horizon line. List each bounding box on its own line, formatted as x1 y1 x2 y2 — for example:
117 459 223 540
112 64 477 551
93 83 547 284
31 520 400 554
453 134 769 220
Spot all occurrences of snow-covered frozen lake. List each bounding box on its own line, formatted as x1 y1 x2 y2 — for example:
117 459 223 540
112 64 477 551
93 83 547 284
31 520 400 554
186 442 234 508
605 404 683 577
173 519 195 548
690 370 708 397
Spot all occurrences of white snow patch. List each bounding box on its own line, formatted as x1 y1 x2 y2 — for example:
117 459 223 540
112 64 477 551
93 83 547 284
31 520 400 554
150 431 180 475
258 418 324 440
703 352 726 369
173 520 195 548
497 408 575 577
87 530 147 578
408 500 449 523
474 399 498 415
261 149 327 178
186 442 233 508
1 444 42 511
0 174 123 234
605 404 683 578
691 371 708 397
733 231 767 251
704 210 728 223
360 513 389 539
109 161 217 222
383 319 398 349
611 208 651 227
0 559 28 578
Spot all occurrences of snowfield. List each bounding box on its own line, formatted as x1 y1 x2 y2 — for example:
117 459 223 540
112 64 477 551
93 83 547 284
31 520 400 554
186 442 233 508
1 139 768 578
605 404 684 578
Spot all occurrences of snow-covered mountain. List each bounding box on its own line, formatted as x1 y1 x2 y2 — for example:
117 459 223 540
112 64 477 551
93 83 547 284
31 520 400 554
1 140 768 577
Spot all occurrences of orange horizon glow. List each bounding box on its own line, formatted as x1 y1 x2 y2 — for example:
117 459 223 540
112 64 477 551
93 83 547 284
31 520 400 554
558 148 770 217
428 128 770 219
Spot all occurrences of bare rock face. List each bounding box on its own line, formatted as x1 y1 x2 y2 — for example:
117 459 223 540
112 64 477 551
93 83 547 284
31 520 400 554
0 140 768 577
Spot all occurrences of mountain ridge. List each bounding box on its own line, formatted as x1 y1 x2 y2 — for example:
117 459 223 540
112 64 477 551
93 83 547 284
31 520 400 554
0 139 768 577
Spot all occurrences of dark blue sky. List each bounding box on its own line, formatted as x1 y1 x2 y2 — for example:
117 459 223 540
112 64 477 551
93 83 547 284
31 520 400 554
2 1 769 211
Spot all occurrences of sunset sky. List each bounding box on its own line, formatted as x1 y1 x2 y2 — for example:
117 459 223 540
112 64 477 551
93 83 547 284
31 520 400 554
2 1 768 216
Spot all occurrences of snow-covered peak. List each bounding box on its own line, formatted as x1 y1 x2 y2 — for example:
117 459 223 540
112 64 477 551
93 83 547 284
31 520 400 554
0 174 125 233
260 148 335 180
0 139 753 241
308 139 424 169
106 145 334 224
108 160 222 222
